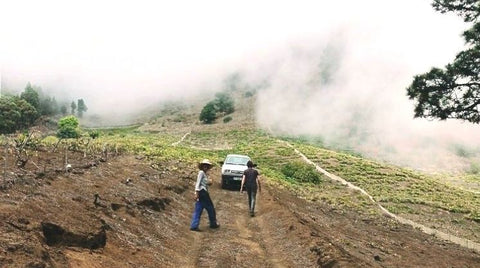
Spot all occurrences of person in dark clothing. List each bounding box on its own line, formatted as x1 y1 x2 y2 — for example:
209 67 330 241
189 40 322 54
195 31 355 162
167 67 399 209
190 159 220 231
240 160 261 217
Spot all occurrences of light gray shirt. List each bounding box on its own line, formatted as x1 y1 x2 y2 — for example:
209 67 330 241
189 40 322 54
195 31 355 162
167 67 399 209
195 170 208 192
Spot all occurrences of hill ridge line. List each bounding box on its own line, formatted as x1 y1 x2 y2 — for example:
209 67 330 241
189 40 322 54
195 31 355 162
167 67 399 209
279 140 480 253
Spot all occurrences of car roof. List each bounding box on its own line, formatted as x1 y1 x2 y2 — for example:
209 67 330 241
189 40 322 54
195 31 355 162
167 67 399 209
226 154 250 158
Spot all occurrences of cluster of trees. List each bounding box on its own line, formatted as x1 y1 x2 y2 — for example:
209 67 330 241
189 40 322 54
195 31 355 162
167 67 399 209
199 92 235 124
0 83 88 134
407 0 480 123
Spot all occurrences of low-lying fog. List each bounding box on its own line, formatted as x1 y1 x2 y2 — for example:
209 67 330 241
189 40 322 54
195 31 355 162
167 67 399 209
2 0 478 172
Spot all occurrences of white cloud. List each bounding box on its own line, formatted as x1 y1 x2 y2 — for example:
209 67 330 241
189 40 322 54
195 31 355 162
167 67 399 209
2 0 478 171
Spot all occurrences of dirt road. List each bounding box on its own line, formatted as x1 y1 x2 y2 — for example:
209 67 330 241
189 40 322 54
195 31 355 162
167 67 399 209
187 184 316 267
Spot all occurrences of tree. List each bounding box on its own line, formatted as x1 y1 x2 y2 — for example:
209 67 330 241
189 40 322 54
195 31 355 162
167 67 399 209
0 96 21 134
57 115 80 139
77 99 87 118
0 96 37 134
214 92 235 115
39 96 59 116
199 101 216 124
60 104 68 115
15 98 38 128
407 0 480 123
432 0 480 22
70 101 77 115
20 83 40 111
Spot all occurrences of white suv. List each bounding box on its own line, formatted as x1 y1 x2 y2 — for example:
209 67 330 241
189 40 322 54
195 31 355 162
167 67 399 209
220 154 251 189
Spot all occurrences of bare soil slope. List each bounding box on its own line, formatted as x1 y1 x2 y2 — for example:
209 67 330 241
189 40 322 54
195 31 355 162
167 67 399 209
1 149 479 267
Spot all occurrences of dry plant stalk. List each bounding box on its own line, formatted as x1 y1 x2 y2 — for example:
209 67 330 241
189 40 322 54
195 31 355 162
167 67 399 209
64 145 68 174
14 132 35 169
3 144 7 184
103 143 108 161
83 138 91 158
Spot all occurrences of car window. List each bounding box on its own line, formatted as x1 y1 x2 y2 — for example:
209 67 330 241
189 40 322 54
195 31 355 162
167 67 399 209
225 156 250 165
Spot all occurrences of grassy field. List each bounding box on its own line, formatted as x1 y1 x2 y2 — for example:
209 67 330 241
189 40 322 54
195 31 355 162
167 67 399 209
293 142 480 221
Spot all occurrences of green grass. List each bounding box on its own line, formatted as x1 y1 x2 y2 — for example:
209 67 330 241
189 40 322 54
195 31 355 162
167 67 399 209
293 142 480 221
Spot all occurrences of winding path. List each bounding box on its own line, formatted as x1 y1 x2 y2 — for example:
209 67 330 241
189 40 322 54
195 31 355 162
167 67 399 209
280 140 480 253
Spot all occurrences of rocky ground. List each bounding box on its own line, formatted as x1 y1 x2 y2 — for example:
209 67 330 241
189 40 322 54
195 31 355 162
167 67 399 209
1 147 480 268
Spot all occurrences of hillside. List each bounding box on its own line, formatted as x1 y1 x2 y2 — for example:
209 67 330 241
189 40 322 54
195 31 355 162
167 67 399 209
1 91 480 267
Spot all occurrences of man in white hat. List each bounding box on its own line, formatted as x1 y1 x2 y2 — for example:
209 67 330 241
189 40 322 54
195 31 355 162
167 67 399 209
190 159 220 231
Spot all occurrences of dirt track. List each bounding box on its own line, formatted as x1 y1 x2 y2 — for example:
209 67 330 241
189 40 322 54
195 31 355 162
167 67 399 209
188 183 318 267
1 151 480 267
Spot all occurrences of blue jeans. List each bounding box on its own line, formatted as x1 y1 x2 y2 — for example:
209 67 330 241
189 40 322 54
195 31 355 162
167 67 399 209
246 186 257 213
190 190 217 229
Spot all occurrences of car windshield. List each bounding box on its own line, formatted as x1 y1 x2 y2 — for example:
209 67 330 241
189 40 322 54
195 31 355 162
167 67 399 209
225 156 250 165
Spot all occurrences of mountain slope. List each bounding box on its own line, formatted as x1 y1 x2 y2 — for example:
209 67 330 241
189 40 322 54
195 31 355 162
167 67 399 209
1 90 480 267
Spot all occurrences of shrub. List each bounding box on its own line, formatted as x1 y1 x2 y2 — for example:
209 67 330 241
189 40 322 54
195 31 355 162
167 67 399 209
281 161 323 184
57 115 80 139
468 162 480 175
223 116 232 123
244 91 254 98
41 136 59 145
89 130 100 139
214 92 234 115
199 102 216 124
452 144 474 158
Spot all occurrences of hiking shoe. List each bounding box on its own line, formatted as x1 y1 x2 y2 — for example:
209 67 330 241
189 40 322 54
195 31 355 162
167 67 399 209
210 224 220 229
190 227 201 232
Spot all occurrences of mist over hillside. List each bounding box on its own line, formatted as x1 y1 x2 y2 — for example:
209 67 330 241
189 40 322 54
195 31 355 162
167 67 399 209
2 0 478 172
247 37 480 173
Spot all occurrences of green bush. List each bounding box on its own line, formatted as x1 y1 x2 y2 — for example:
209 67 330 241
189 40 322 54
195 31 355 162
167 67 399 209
281 161 323 184
244 91 254 98
89 130 100 139
57 115 80 139
214 92 234 115
223 116 232 123
199 102 216 124
468 162 480 175
453 144 474 158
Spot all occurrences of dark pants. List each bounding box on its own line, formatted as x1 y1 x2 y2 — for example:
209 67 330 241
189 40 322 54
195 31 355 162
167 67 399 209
190 190 217 229
246 186 257 213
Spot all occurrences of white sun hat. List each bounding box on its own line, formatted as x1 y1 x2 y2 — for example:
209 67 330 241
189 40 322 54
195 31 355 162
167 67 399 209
200 159 212 165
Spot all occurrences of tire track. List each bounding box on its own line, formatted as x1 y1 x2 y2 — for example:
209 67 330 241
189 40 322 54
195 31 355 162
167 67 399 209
186 178 300 267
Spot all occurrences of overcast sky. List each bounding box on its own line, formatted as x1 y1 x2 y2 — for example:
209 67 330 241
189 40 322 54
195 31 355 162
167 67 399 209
1 0 466 105
2 0 478 170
